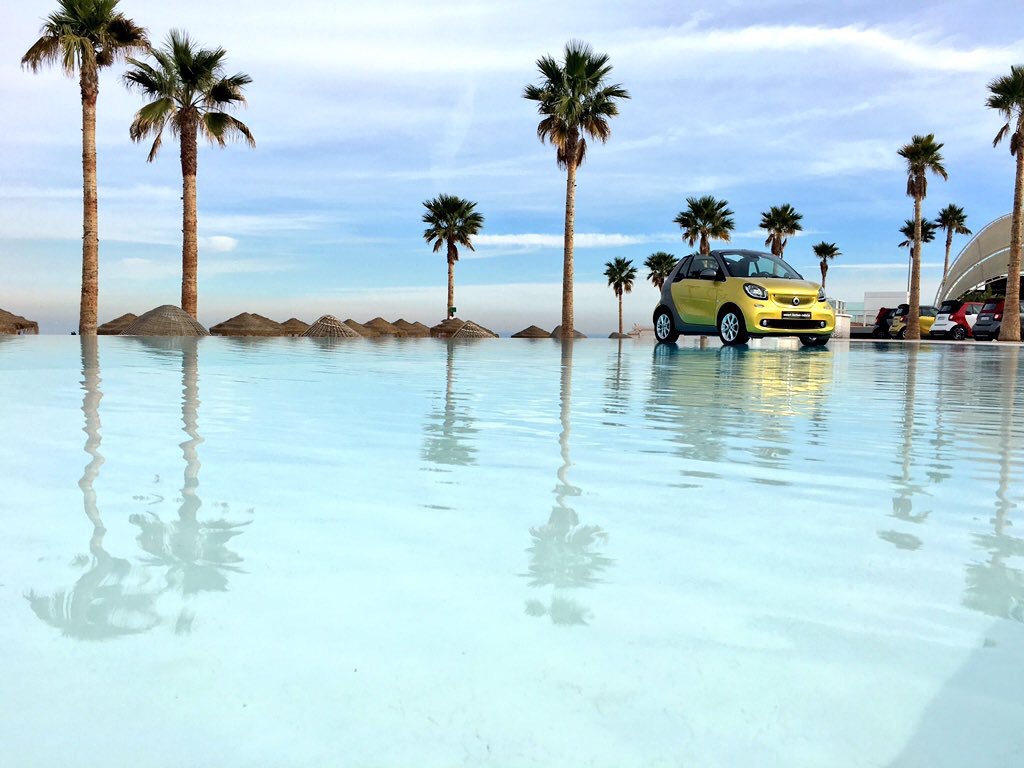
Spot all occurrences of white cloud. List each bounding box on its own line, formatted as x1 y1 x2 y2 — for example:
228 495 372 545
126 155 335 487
200 236 239 253
117 256 291 280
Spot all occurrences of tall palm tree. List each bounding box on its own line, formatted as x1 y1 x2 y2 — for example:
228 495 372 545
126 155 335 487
899 219 937 295
21 0 148 335
987 66 1024 342
421 195 484 318
524 41 630 339
812 242 841 291
760 203 803 257
674 196 735 255
898 134 948 340
935 204 972 280
124 30 255 320
603 257 637 337
643 251 677 291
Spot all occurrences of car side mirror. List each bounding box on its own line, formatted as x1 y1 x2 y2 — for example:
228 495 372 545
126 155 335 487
699 268 720 281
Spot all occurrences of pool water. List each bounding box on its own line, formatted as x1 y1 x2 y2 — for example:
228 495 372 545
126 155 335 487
1 336 1022 767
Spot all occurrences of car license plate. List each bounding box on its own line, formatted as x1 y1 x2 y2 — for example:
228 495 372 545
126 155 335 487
782 311 811 319
980 315 991 322
937 314 949 322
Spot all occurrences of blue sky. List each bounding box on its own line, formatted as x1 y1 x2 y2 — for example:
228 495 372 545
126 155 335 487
1 0 1021 334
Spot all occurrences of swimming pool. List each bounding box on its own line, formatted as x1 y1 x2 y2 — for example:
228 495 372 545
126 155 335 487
1 336 1021 766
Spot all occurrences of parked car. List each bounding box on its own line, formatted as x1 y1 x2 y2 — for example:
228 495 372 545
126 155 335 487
871 306 900 338
972 299 1024 340
889 305 938 339
929 299 985 340
652 249 835 346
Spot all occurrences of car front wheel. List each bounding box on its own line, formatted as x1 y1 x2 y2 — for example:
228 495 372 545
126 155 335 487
654 308 679 343
718 308 749 346
951 325 967 341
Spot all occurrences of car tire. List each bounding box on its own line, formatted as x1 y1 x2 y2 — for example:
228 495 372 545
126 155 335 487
654 308 679 343
799 334 831 347
951 325 967 341
718 307 749 346
897 328 907 340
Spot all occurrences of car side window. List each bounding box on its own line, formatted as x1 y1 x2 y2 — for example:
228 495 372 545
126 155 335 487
672 257 692 283
687 256 718 279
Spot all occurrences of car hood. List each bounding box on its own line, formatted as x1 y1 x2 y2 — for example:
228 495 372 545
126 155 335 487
745 277 820 295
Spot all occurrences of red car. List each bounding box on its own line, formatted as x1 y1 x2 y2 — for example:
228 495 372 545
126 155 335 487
929 299 985 340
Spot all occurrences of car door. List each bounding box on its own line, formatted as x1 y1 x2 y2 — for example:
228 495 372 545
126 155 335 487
676 255 720 327
668 256 692 321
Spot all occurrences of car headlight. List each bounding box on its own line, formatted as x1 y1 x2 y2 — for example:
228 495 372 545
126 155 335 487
817 288 826 302
743 283 768 300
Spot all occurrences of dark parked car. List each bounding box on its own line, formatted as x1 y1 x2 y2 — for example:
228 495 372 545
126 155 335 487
972 299 1024 341
872 306 902 338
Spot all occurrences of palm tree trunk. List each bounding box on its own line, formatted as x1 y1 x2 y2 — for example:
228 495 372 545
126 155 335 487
699 234 709 255
447 241 456 318
561 139 578 337
908 195 923 341
943 230 953 280
79 73 100 335
180 115 199 319
999 132 1024 342
618 291 623 336
820 261 827 290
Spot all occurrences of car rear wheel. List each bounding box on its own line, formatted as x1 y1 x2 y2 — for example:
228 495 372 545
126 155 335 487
799 334 831 347
896 328 907 340
718 308 749 346
654 308 679 343
951 325 967 341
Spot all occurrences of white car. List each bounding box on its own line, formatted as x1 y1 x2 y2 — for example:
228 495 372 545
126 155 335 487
929 300 985 340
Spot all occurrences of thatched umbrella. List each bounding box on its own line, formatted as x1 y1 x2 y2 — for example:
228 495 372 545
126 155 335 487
430 318 498 339
344 319 379 337
550 325 586 339
302 315 359 338
0 308 39 335
608 332 629 339
392 319 430 337
120 305 209 336
97 313 137 335
210 312 287 337
512 325 550 339
364 317 405 337
281 318 309 336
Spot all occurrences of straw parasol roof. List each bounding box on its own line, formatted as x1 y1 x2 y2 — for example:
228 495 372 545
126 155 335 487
0 308 39 335
120 305 209 336
608 332 630 339
550 325 587 339
364 317 405 337
97 313 137 335
210 312 287 337
344 319 379 337
430 318 498 339
302 315 360 338
512 325 550 338
281 318 310 336
392 319 430 337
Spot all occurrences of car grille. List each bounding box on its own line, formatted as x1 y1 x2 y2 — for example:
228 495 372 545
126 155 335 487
773 295 815 307
761 319 825 330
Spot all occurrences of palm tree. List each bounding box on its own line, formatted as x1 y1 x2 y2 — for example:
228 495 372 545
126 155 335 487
674 196 735 255
812 242 841 291
124 30 255 320
421 195 484 318
987 66 1024 342
603 257 637 337
21 1 148 335
899 219 937 295
898 134 948 340
643 251 676 291
935 204 972 280
523 41 630 338
760 203 803 257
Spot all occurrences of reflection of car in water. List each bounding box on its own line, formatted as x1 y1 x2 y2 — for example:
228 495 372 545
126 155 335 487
889 304 938 339
652 249 835 347
929 299 984 340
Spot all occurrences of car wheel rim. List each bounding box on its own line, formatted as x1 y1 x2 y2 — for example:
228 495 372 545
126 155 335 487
656 314 671 339
721 313 739 342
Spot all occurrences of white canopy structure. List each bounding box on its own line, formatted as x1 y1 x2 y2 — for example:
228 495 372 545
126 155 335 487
935 214 1017 302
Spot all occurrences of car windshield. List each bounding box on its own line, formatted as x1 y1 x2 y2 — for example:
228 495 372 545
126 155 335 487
939 301 961 313
982 301 1002 312
894 305 909 317
721 252 803 280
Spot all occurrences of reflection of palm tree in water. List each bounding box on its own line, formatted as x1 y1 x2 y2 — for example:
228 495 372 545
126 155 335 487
964 350 1024 621
523 341 612 625
129 340 248 631
422 341 478 467
26 337 161 638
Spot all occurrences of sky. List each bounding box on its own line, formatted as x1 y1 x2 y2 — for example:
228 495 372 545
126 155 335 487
1 0 1022 335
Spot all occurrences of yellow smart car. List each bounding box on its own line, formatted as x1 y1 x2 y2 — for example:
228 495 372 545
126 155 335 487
888 305 938 339
653 249 835 346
